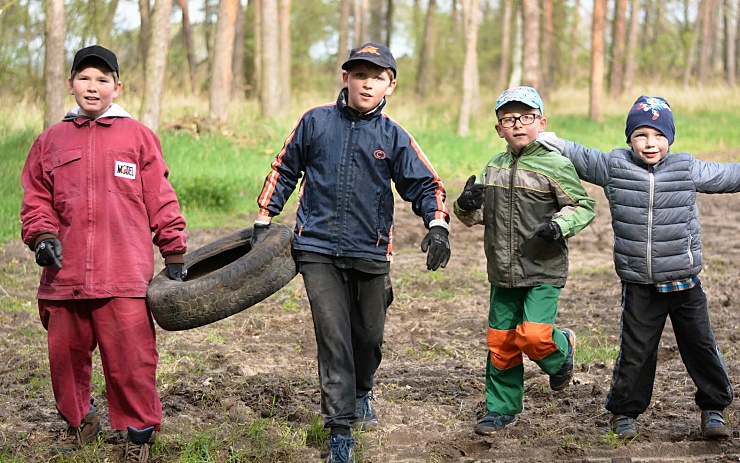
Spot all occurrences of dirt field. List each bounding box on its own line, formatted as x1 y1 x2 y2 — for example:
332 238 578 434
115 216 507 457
2 184 740 462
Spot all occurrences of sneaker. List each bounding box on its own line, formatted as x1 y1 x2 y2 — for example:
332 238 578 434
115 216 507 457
610 414 638 439
474 411 517 435
326 434 354 463
50 405 102 454
701 410 731 439
352 392 378 431
125 426 155 463
549 328 576 391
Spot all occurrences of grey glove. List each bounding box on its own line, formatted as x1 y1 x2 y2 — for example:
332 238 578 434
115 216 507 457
537 132 566 154
251 223 271 249
166 263 187 281
456 174 486 211
532 221 562 242
35 238 63 269
420 226 451 271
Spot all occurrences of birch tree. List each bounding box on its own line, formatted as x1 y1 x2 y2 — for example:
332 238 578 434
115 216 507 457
521 0 539 89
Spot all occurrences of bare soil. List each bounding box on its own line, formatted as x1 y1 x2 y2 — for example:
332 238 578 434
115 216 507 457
2 184 740 462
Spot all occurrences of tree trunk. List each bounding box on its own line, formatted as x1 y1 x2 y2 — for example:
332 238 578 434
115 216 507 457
279 0 291 110
698 0 715 83
209 0 238 122
138 0 151 74
337 0 352 73
458 0 480 136
609 0 627 97
385 0 393 47
712 0 724 74
623 0 640 91
261 0 282 117
140 0 173 131
521 0 539 89
44 0 66 129
590 0 606 121
568 0 581 88
727 0 737 85
415 0 437 98
540 0 554 97
232 2 246 99
353 0 362 46
509 2 523 87
253 0 263 99
176 0 197 94
204 0 215 58
498 0 512 91
361 0 370 43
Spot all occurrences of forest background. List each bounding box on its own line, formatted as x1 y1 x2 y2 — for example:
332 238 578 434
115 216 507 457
1 1 740 462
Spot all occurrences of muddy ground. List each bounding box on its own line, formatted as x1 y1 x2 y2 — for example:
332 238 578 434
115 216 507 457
2 184 740 462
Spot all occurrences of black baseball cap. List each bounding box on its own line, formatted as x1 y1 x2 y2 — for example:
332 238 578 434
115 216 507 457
71 45 119 75
341 42 397 78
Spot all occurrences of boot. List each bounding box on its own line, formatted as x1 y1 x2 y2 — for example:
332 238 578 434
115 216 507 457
51 401 102 454
124 426 155 463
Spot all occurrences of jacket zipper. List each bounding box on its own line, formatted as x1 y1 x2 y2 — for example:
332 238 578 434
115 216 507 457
335 121 356 256
508 154 519 286
647 166 654 280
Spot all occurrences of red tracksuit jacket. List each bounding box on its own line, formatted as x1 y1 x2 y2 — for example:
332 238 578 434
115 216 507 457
20 106 186 300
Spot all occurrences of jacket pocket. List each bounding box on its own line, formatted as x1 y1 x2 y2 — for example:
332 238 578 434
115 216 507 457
43 148 83 201
107 150 142 197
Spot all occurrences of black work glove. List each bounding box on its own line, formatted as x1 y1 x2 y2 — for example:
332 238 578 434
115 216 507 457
532 221 562 242
250 223 271 250
35 238 63 269
420 226 451 271
166 263 187 281
456 174 487 211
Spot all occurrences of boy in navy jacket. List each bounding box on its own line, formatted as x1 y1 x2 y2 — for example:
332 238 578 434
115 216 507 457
252 42 450 462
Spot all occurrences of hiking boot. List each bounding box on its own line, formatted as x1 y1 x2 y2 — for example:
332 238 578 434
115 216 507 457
325 434 354 463
124 426 154 463
610 414 638 439
352 392 378 431
701 410 731 439
474 411 517 435
549 328 576 391
50 405 102 454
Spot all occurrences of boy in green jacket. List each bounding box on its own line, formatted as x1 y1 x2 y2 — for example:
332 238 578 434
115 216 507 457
454 86 595 435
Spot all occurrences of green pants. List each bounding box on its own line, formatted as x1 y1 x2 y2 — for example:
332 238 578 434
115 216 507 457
485 285 569 415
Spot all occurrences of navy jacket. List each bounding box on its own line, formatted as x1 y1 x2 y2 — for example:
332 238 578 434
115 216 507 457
257 90 449 262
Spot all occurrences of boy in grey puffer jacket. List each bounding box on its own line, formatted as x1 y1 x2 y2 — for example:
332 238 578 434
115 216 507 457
541 95 740 440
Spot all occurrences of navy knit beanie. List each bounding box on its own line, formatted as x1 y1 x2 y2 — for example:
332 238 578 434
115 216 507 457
625 96 675 145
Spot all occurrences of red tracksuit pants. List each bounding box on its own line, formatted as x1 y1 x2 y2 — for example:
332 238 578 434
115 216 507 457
38 297 162 431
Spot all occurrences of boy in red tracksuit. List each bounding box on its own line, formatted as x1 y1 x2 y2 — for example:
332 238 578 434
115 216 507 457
20 45 186 463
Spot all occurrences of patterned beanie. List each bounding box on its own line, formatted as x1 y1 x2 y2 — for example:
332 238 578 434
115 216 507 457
625 95 675 145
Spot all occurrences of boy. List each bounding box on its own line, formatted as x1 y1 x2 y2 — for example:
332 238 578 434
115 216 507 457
454 86 595 435
20 45 187 463
539 95 738 439
251 42 450 463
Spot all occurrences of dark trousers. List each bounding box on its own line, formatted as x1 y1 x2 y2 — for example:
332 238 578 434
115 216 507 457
606 282 733 418
300 262 390 430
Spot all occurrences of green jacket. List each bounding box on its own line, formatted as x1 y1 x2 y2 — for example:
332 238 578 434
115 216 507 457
455 142 595 287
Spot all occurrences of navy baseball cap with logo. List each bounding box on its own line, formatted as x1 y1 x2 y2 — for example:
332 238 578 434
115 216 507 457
71 45 119 75
342 42 397 78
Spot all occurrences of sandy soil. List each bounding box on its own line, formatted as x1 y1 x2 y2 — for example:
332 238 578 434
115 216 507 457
2 184 740 462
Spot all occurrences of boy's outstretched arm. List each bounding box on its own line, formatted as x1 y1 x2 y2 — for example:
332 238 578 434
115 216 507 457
537 132 611 187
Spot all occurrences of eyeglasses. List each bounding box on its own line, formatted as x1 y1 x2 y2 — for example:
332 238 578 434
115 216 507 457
498 114 540 128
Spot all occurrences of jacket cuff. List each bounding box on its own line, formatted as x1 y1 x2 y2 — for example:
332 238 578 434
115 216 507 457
30 232 57 251
163 252 186 265
429 219 450 232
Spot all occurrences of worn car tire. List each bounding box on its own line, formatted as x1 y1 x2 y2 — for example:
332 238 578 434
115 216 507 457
147 224 297 331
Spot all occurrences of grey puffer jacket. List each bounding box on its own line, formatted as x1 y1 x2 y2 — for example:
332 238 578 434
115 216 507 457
563 141 740 284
